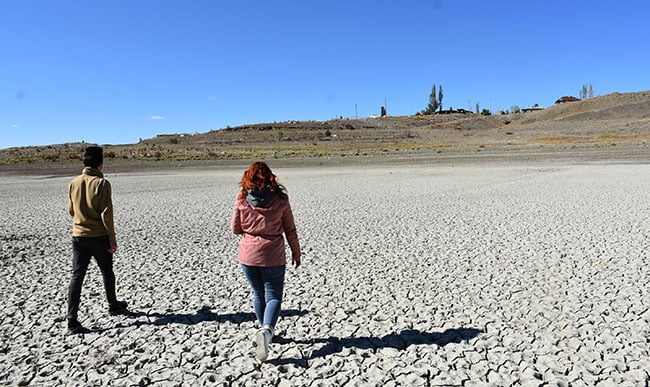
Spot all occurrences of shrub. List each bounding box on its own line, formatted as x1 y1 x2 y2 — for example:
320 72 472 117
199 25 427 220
41 152 60 161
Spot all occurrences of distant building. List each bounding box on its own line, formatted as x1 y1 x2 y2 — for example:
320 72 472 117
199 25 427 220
522 103 545 112
555 96 581 104
437 108 473 114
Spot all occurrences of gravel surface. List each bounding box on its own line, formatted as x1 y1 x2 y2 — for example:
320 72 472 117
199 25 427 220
1 162 649 386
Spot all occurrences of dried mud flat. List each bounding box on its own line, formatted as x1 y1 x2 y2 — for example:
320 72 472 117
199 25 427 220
1 161 649 386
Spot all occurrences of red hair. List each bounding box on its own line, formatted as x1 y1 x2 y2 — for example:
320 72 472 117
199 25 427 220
239 162 286 198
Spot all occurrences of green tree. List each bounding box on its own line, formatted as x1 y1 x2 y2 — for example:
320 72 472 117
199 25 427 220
438 85 444 112
424 84 438 114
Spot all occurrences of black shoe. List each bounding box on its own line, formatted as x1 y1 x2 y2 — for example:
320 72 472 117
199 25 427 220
67 320 86 335
108 301 128 316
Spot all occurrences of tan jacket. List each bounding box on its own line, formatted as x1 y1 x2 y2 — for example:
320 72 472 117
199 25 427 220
68 167 116 244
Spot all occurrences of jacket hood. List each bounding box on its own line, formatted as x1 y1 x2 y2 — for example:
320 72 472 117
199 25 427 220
246 187 275 208
82 167 104 178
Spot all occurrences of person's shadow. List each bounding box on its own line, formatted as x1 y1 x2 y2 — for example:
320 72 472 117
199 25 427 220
71 307 308 334
117 306 308 327
269 327 483 367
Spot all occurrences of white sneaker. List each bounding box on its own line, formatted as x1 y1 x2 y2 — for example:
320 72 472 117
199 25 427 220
255 329 271 361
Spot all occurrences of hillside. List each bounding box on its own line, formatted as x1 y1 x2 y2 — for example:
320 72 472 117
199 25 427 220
2 90 650 171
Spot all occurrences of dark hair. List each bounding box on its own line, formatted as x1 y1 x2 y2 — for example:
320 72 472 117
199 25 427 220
239 162 286 198
83 146 104 168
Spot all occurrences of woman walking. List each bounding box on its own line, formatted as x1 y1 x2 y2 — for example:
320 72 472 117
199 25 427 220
231 162 301 361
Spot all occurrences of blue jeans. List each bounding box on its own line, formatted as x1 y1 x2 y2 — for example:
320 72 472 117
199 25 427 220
240 264 286 328
67 236 118 321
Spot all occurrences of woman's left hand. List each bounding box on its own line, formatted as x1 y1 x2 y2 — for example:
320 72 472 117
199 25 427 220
292 253 301 268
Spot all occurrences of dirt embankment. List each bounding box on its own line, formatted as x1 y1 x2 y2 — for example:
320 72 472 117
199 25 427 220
2 91 650 173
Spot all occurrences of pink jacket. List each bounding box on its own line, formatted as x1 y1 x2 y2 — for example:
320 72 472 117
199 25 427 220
231 192 300 267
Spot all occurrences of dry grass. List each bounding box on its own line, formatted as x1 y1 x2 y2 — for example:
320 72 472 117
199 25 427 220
531 133 650 145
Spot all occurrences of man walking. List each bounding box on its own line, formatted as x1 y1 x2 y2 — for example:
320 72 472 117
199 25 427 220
66 146 127 334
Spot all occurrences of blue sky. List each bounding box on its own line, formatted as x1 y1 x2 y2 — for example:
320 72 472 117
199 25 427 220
2 0 649 149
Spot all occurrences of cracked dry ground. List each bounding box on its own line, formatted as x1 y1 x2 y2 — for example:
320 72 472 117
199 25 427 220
1 163 649 386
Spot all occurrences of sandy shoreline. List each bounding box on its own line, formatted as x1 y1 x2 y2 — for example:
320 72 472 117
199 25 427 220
1 161 649 385
1 142 649 178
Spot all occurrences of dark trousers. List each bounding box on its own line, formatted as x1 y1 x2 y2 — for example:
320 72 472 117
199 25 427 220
67 236 118 321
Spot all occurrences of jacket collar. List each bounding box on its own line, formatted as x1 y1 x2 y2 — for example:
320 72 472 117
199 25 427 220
82 167 104 178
